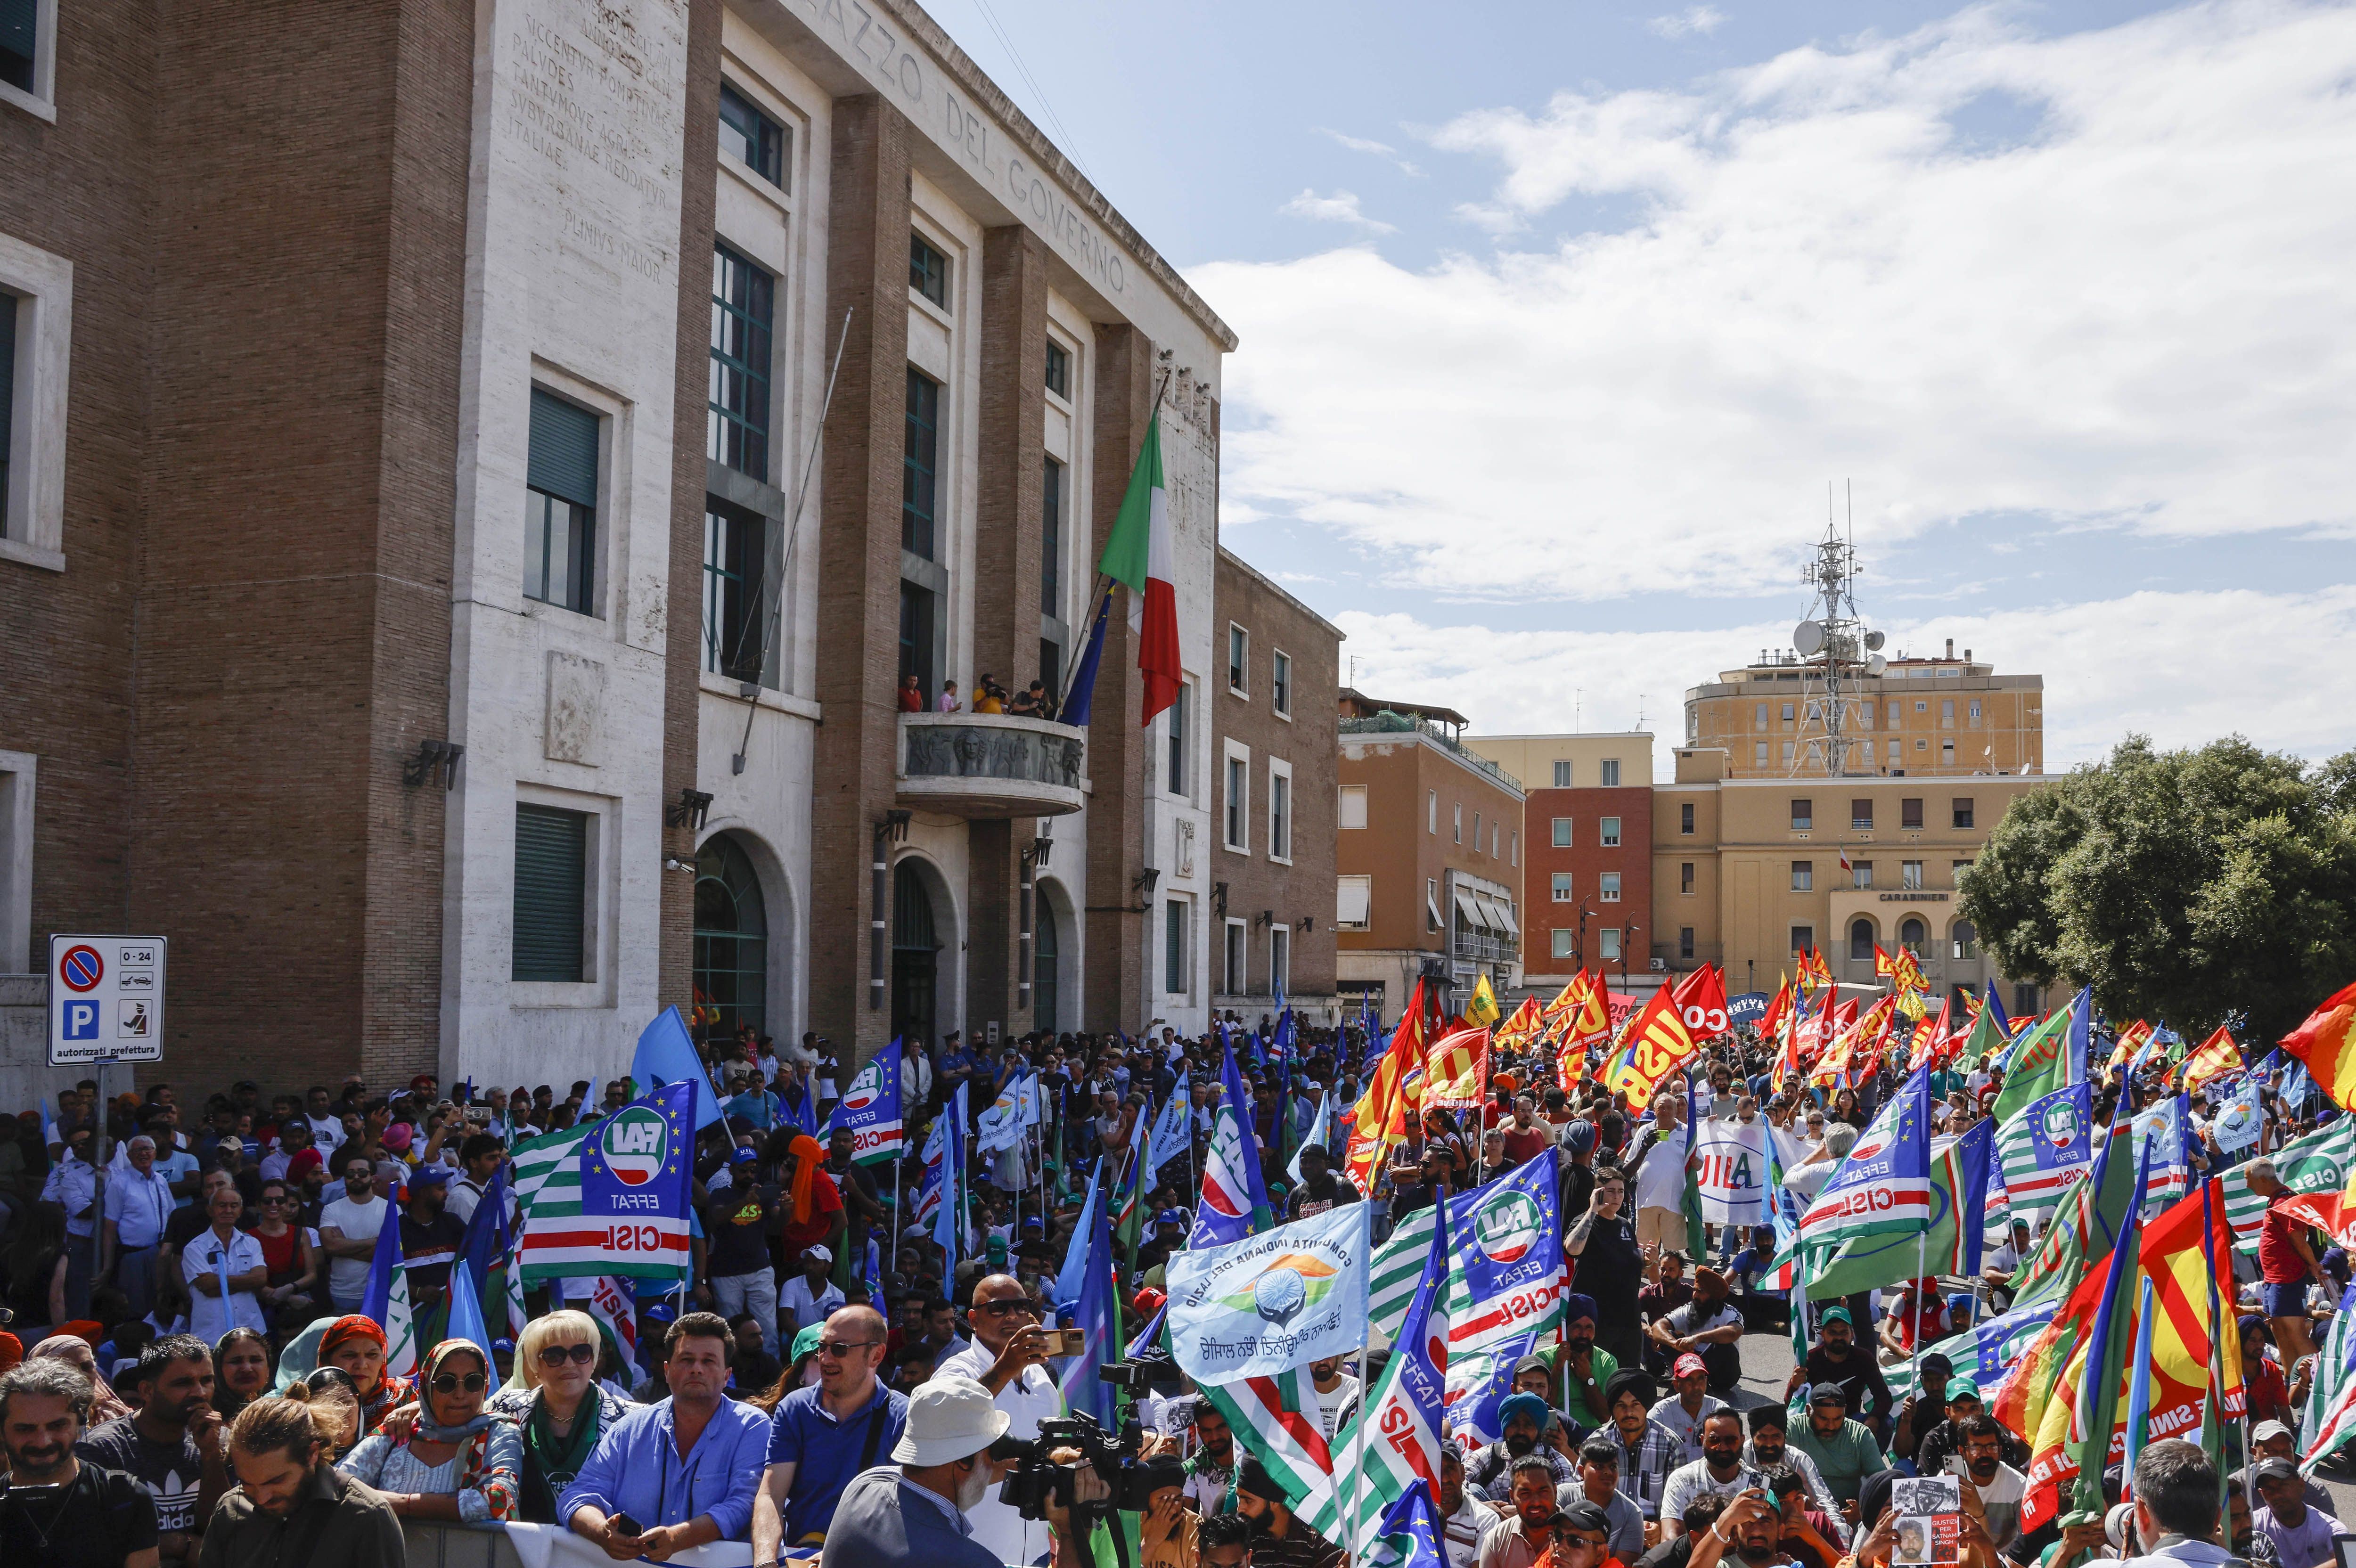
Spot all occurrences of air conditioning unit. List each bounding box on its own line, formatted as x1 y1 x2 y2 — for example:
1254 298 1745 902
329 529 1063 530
1649 958 1667 972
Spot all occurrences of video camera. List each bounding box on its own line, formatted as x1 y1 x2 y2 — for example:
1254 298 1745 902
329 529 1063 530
1096 1356 1184 1393
998 1411 1161 1522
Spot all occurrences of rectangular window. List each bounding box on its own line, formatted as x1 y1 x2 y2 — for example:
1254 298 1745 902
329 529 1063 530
1917 700 1929 713
1599 928 1621 963
1679 926 1695 962
1754 702 1767 730
1270 769 1292 861
1791 925 1814 957
1426 878 1441 933
1272 650 1292 717
1164 899 1188 995
1453 803 1462 844
1510 831 1518 866
1755 742 1769 767
1681 862 1694 894
1941 698 1955 727
1552 760 1572 788
902 369 940 559
1942 740 1956 765
1600 759 1621 787
1552 872 1574 902
897 581 935 703
709 246 773 482
1791 860 1813 891
1953 859 1972 881
1781 702 1796 725
1270 926 1290 995
1889 740 1903 765
1790 799 1813 831
1472 811 1481 852
1338 784 1367 830
1336 877 1371 931
2014 983 2039 1020
701 499 767 683
525 389 598 614
1225 921 1246 994
1228 624 1248 692
1887 701 1899 725
1902 859 1924 890
1901 797 1924 828
1952 797 1975 829
1225 756 1247 850
1041 457 1062 616
1491 824 1500 858
1599 872 1621 902
1044 338 1070 398
1552 817 1572 849
1969 699 1983 725
0 291 13 524
1427 791 1437 834
1552 929 1575 960
513 804 590 982
718 84 786 188
1681 802 1695 835
1852 860 1873 890
1166 683 1188 797
1599 817 1621 848
910 233 949 307
1851 798 1873 830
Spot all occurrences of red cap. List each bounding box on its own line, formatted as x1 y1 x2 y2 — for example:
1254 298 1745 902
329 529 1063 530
1672 1352 1708 1380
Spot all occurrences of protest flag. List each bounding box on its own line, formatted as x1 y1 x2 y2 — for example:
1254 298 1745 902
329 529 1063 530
1798 1066 1932 1252
2177 1026 2241 1096
518 1080 696 1282
2279 980 2356 1109
1371 1481 1451 1568
2023 1142 2151 1532
824 1046 905 1164
1059 1175 1121 1428
933 1082 968 1279
1989 994 2081 1128
1605 986 1700 1112
1804 1117 1990 1298
1350 1189 1449 1560
1345 981 1427 1190
1996 1083 2094 1217
1191 1036 1272 1247
359 1204 418 1376
444 1252 495 1366
629 1005 723 1131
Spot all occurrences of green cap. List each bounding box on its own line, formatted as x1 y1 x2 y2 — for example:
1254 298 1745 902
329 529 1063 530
1820 1306 1852 1326
790 1323 824 1363
1946 1377 1982 1402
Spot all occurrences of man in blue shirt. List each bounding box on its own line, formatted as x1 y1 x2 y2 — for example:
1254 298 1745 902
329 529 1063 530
751 1304 909 1552
560 1311 771 1555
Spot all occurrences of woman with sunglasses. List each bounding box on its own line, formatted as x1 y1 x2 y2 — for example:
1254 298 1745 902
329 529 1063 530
249 1177 319 1324
491 1309 631 1523
214 1325 275 1416
336 1339 521 1520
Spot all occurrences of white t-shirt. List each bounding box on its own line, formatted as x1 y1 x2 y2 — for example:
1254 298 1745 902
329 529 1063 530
778 1275 845 1333
318 1193 388 1299
1311 1374 1361 1443
1633 1128 1691 1212
937 1339 1061 1568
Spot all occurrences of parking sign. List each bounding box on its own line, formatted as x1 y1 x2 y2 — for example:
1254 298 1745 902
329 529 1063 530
48 935 167 1065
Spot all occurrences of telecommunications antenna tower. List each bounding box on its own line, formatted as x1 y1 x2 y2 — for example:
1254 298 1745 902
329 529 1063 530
1786 481 1886 777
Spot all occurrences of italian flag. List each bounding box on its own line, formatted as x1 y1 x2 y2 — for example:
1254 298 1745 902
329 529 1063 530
1099 412 1181 725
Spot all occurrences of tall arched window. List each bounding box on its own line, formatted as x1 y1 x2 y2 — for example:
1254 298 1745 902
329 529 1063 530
1849 917 1875 962
1035 897 1061 1037
1899 915 1928 956
1951 919 1979 961
693 834 767 1043
891 861 940 1052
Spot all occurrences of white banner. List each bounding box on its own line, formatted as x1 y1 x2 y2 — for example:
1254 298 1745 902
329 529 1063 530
1167 1204 1373 1382
1693 1117 1770 1225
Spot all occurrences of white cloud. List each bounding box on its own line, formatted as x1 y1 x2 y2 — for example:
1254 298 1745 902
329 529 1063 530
1648 5 1728 39
1335 584 2356 775
1196 2 2356 604
1279 188 1397 233
1316 126 1423 177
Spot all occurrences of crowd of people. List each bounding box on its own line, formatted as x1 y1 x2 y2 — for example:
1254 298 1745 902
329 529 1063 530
895 672 1061 719
0 1003 2346 1568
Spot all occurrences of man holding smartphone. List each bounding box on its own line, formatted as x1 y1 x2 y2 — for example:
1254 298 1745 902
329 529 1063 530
936 1274 1062 1566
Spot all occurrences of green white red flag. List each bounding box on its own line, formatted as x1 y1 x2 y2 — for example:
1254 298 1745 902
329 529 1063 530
1098 411 1181 725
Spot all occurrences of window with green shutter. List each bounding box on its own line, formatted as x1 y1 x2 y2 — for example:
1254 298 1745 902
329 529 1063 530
513 804 590 982
525 389 598 613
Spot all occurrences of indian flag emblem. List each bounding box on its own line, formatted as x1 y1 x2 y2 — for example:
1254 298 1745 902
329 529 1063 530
600 1106 671 1187
1221 1251 1341 1323
1476 1191 1543 1264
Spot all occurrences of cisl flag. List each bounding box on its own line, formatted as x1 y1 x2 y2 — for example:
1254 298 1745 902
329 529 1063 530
517 1080 695 1282
825 1045 904 1165
1798 1066 1932 1251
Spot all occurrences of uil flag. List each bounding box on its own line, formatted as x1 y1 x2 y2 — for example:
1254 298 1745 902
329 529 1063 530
1799 1066 1932 1250
521 1079 696 1282
1693 1116 1769 1225
1190 1037 1272 1248
1996 1083 2094 1216
1421 1025 1489 1114
1098 402 1180 724
824 1046 904 1165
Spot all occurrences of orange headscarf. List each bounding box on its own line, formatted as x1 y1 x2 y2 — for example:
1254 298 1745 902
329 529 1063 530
784 1134 828 1225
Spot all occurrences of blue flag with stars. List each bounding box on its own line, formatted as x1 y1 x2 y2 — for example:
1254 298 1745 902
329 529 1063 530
576 1079 696 1281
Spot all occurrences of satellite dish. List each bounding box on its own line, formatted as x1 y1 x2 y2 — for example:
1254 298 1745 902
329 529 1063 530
1793 621 1826 656
1866 654 1888 677
1865 630 1885 652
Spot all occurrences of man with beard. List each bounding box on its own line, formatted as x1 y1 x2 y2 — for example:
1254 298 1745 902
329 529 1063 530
936 1274 1063 1565
1307 1355 1359 1445
1544 1296 1620 1427
1602 1371 1684 1527
821 1377 1065 1568
1782 1386 1883 1521
1678 1490 1804 1568
1558 1434 1645 1563
201 1393 404 1568
0 1359 158 1568
1235 1458 1346 1568
2252 1458 2343 1568
1648 1356 1728 1466
1948 1417 2028 1555
1182 1398 1238 1515
76 1338 227 1567
1479 1456 1568 1568
2228 1478 2285 1568
1913 1382 2030 1478
1286 1145 1362 1221
1782 1308 1892 1441
1467 1394 1578 1498
1741 1406 1843 1546
1442 1446 1505 1568
1657 1413 1767 1539
1647 1270 1744 1396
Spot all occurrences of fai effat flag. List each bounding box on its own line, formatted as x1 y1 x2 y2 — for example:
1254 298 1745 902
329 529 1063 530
520 1080 695 1281
1167 1202 1372 1384
1693 1116 1769 1225
824 1045 904 1165
1443 1150 1565 1440
1997 1082 2094 1216
1191 1037 1272 1247
1350 1199 1450 1561
1800 1066 1932 1250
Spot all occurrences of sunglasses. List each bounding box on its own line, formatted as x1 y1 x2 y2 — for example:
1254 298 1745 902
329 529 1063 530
977 1300 1039 1317
431 1372 489 1394
537 1342 597 1367
817 1339 881 1359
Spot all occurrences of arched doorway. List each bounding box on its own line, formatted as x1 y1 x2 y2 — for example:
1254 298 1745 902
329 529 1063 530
694 834 767 1044
1950 919 1979 961
891 860 940 1052
1849 916 1875 963
1035 897 1061 1038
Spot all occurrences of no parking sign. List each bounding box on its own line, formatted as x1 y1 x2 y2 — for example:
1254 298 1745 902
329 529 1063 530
48 935 167 1065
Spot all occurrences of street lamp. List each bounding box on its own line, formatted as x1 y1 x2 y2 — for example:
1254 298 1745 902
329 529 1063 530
1574 896 1597 970
1621 922 1642 999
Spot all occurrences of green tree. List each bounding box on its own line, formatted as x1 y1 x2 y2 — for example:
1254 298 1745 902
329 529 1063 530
1958 736 2356 1042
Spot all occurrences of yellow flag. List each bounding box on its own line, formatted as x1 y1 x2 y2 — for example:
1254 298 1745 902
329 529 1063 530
1468 972 1501 1028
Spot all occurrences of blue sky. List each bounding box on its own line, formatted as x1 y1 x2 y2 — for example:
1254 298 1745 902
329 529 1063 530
926 0 2356 771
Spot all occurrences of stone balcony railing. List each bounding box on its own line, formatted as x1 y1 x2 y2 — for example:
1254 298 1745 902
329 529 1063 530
896 711 1089 819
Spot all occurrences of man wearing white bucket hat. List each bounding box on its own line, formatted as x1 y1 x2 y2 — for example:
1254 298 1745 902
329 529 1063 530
818 1375 1105 1568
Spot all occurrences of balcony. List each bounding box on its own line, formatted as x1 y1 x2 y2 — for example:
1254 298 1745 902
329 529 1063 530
897 712 1088 819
